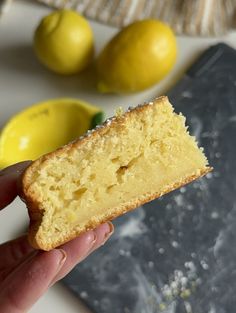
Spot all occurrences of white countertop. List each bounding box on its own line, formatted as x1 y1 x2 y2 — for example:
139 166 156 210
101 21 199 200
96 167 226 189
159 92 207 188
1 1 236 312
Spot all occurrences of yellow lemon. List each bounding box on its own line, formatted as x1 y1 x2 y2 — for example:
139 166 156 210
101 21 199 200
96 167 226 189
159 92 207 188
34 10 94 75
96 19 177 93
0 99 103 169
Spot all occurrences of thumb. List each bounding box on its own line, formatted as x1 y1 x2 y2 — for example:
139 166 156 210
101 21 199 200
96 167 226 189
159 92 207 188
0 161 31 210
0 249 66 313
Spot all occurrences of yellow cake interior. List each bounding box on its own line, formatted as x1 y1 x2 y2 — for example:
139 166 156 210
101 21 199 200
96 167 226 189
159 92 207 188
25 98 209 248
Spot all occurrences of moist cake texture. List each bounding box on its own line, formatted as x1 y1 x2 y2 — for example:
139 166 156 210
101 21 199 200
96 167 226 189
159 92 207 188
22 96 211 250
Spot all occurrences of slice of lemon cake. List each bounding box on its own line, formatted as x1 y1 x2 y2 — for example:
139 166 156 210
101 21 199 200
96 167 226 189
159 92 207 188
22 96 211 250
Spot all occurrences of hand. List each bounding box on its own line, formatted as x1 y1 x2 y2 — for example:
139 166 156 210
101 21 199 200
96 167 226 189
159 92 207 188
0 162 114 313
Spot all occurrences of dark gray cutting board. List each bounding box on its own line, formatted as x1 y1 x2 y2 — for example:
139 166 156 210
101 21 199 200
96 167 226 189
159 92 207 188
63 43 236 313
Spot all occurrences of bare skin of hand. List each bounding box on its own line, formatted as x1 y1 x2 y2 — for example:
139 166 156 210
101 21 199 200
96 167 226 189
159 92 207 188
0 162 114 313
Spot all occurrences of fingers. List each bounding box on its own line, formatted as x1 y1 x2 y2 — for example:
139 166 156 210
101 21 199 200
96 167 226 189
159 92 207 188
0 161 114 312
0 161 31 210
0 223 114 312
0 235 34 280
0 249 66 313
0 223 114 313
50 222 114 285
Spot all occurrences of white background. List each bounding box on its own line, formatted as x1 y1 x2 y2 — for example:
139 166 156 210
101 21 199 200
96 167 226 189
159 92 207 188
0 1 236 312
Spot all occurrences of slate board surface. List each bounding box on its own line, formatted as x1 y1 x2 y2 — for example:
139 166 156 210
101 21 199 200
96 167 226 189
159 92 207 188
63 43 236 313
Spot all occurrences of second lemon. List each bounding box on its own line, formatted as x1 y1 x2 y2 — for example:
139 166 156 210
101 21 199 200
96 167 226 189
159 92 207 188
96 19 177 93
34 10 94 75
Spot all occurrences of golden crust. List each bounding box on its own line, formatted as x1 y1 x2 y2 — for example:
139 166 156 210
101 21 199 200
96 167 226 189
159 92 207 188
21 96 212 251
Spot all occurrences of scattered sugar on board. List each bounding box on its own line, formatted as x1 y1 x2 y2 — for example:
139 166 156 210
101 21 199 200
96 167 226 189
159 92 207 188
119 249 131 257
211 212 219 219
140 259 203 312
190 116 203 141
213 231 225 258
80 291 88 299
229 115 236 122
208 304 217 313
206 172 213 179
166 203 173 210
184 301 193 313
171 241 179 248
148 261 154 269
181 91 193 98
200 260 209 270
117 207 147 239
174 194 185 207
158 247 165 254
180 187 186 193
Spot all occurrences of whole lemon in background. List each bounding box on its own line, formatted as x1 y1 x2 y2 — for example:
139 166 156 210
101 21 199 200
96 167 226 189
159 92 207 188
34 10 94 75
96 19 177 93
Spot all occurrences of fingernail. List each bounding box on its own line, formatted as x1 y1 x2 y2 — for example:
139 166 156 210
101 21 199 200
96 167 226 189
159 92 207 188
56 249 67 267
85 231 97 255
48 249 67 287
0 161 31 176
91 232 97 245
102 222 114 245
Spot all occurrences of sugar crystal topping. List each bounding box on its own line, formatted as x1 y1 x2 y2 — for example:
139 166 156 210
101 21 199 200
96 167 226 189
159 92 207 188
77 99 156 142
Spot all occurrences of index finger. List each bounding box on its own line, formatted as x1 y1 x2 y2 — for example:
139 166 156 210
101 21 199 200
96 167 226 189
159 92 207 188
0 161 31 210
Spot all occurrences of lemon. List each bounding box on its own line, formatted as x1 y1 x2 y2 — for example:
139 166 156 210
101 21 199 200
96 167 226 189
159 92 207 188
0 99 104 169
34 10 94 75
96 19 177 93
